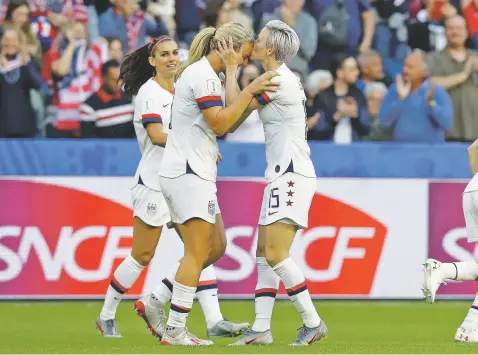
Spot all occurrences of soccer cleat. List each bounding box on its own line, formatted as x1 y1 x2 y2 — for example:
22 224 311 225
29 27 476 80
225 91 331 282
422 258 446 304
95 317 122 338
207 318 250 337
289 320 328 346
133 293 165 339
228 329 273 345
455 322 478 342
160 328 213 346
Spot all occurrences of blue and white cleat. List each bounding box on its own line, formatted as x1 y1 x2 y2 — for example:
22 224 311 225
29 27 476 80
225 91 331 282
228 329 273 345
207 318 250 337
289 320 328 346
96 317 122 338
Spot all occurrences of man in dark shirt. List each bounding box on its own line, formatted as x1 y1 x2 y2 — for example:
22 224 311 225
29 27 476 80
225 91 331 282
80 59 134 138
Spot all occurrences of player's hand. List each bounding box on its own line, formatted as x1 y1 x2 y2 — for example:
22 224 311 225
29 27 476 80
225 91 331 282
216 152 223 164
246 71 280 96
216 36 243 70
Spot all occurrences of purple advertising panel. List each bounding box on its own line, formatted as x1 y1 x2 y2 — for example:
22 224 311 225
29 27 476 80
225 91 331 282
429 182 476 296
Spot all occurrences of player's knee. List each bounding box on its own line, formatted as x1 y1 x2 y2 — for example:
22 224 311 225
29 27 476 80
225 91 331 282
265 247 288 267
131 250 155 266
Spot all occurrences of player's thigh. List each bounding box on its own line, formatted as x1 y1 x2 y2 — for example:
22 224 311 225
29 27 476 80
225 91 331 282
463 191 478 242
258 173 316 230
176 218 213 260
131 217 163 264
130 185 169 262
259 222 297 255
159 174 218 225
210 212 227 260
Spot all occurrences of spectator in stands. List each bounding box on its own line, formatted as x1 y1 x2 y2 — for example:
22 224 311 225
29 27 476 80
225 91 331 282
225 63 265 142
203 0 228 28
0 26 51 138
260 0 316 77
147 0 176 36
174 0 202 45
3 0 41 65
304 70 332 136
17 0 88 52
226 0 255 35
408 0 459 52
306 0 375 71
380 50 453 142
363 81 391 141
80 59 134 138
371 0 410 62
98 0 168 55
42 22 101 137
425 15 478 141
105 37 123 62
462 0 478 49
357 50 393 91
311 55 370 143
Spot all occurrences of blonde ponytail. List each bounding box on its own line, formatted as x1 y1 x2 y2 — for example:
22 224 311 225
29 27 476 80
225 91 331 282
176 22 254 80
176 27 216 80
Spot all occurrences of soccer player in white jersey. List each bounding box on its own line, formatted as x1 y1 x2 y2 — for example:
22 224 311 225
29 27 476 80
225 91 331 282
230 21 328 346
158 22 280 346
423 138 478 342
96 35 249 340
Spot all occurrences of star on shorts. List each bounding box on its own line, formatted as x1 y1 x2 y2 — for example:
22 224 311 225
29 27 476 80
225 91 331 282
287 190 294 197
286 200 293 206
287 181 295 187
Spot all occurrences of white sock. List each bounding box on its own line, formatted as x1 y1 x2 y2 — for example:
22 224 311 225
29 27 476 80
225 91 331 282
252 257 280 332
441 261 478 281
196 265 223 329
167 281 196 328
464 293 478 326
273 258 321 328
152 262 180 305
100 254 145 319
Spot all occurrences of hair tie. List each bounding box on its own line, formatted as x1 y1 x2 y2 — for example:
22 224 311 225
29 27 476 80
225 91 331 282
149 36 172 57
213 29 217 37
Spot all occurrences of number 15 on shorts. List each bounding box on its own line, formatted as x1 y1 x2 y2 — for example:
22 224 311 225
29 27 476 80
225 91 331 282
269 187 279 209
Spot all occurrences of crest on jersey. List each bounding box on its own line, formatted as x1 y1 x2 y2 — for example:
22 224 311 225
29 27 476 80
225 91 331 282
144 99 153 113
208 200 215 216
147 202 157 216
207 80 222 95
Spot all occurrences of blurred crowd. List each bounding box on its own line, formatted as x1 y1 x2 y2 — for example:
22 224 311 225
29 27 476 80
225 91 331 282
0 0 477 143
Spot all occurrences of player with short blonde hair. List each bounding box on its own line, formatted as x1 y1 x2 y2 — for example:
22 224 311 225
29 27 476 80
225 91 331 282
231 20 328 347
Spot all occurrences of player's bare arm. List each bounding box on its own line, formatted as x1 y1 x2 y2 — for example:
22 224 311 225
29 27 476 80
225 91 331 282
468 138 478 174
201 71 280 136
145 123 167 147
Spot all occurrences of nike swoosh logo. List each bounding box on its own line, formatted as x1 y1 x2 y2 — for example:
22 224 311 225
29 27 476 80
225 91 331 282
163 104 170 107
268 211 278 216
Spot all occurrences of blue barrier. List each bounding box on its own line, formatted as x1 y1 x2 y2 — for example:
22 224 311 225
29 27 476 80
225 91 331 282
0 139 472 178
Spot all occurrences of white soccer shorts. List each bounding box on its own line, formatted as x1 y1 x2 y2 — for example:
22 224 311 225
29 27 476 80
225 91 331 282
463 190 478 242
159 174 221 225
131 184 171 227
258 172 316 229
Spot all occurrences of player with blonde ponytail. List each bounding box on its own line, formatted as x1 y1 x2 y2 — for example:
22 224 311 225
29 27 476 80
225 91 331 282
157 22 281 346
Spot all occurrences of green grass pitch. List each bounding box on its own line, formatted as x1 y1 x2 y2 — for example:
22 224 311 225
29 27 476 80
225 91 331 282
1 300 478 353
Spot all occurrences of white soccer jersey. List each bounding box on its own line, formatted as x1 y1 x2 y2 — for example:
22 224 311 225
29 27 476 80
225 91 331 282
465 174 478 193
159 56 225 182
133 78 173 191
255 64 316 182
